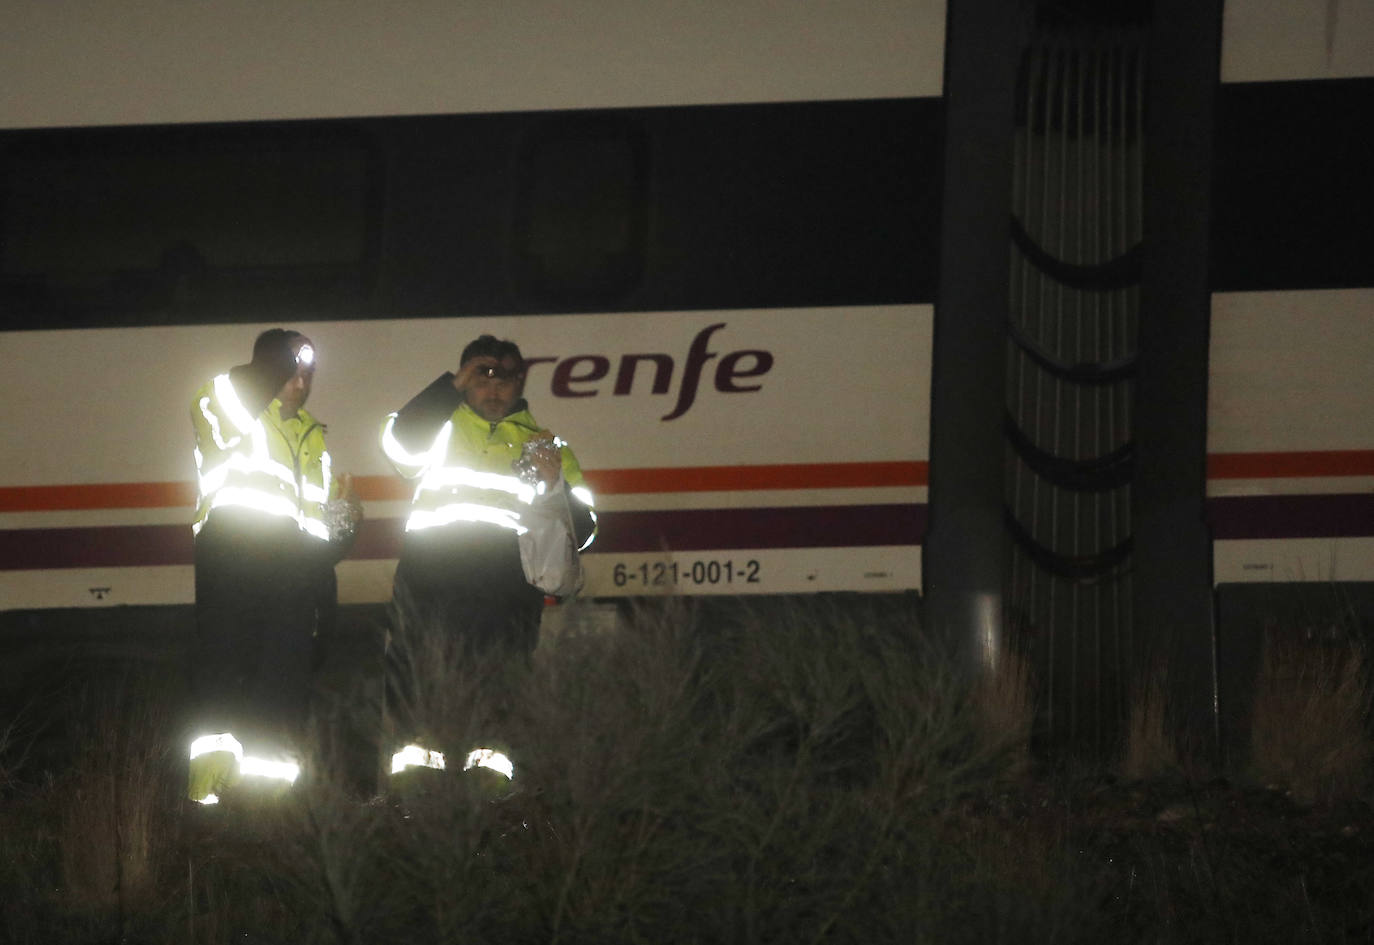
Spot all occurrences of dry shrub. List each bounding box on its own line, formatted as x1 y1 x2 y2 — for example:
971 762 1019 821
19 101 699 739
0 717 28 795
505 594 1031 945
196 782 393 945
1250 628 1374 805
895 805 1112 944
1120 668 1179 781
54 669 184 917
970 642 1037 779
3 595 1164 944
381 593 517 762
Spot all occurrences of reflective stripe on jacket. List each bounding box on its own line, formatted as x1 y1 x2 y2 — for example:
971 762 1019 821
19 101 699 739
191 373 334 542
381 400 596 548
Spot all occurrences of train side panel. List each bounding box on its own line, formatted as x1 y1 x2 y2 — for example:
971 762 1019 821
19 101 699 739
0 306 930 608
0 0 945 615
1208 0 1374 587
1208 289 1374 583
0 0 947 128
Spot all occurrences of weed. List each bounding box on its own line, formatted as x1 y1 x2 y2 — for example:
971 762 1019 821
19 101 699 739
4 597 1374 943
1120 666 1179 782
1249 627 1374 806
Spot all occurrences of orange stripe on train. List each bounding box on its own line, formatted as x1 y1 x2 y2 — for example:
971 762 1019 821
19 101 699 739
1207 451 1374 479
0 482 196 512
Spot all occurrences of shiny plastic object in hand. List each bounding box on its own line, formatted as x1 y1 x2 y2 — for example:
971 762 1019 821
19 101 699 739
322 495 362 542
513 436 564 489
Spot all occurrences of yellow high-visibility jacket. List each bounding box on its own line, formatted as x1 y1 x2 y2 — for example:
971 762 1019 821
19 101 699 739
381 390 596 550
191 372 335 543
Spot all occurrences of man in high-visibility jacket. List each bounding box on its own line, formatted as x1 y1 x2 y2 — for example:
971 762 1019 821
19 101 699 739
187 329 361 805
380 334 596 780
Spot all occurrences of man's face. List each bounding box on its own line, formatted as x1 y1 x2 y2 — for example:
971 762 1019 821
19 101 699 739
464 355 525 422
275 335 315 418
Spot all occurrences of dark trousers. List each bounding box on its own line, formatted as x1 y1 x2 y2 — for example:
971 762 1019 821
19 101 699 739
386 524 544 746
191 514 329 756
390 524 544 659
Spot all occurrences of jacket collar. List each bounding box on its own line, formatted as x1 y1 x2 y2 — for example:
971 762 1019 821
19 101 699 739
266 399 318 430
456 399 538 431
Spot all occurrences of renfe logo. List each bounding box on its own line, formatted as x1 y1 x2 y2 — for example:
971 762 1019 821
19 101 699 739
525 323 774 421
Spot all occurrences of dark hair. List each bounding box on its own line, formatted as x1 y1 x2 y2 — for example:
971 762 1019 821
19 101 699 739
460 334 525 371
252 328 301 363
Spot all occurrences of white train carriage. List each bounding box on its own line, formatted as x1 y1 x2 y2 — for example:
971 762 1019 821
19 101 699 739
0 1 946 612
1208 0 1374 593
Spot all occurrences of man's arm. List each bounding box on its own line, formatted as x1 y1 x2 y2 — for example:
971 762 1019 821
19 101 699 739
228 348 297 418
389 374 465 453
190 374 257 460
557 445 598 552
565 485 597 552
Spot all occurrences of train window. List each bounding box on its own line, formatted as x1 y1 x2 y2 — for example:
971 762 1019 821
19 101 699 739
0 125 375 328
512 115 648 309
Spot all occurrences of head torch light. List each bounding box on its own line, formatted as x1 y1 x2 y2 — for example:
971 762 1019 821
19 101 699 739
296 344 315 367
474 363 519 381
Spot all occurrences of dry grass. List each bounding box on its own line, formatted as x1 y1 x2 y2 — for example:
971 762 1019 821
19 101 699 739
1249 627 1374 805
970 642 1037 780
1119 667 1179 782
3 597 1374 944
0 665 187 943
0 719 27 799
58 672 182 912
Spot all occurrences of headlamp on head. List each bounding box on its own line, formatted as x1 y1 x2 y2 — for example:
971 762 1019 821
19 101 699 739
296 344 315 367
474 363 519 381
